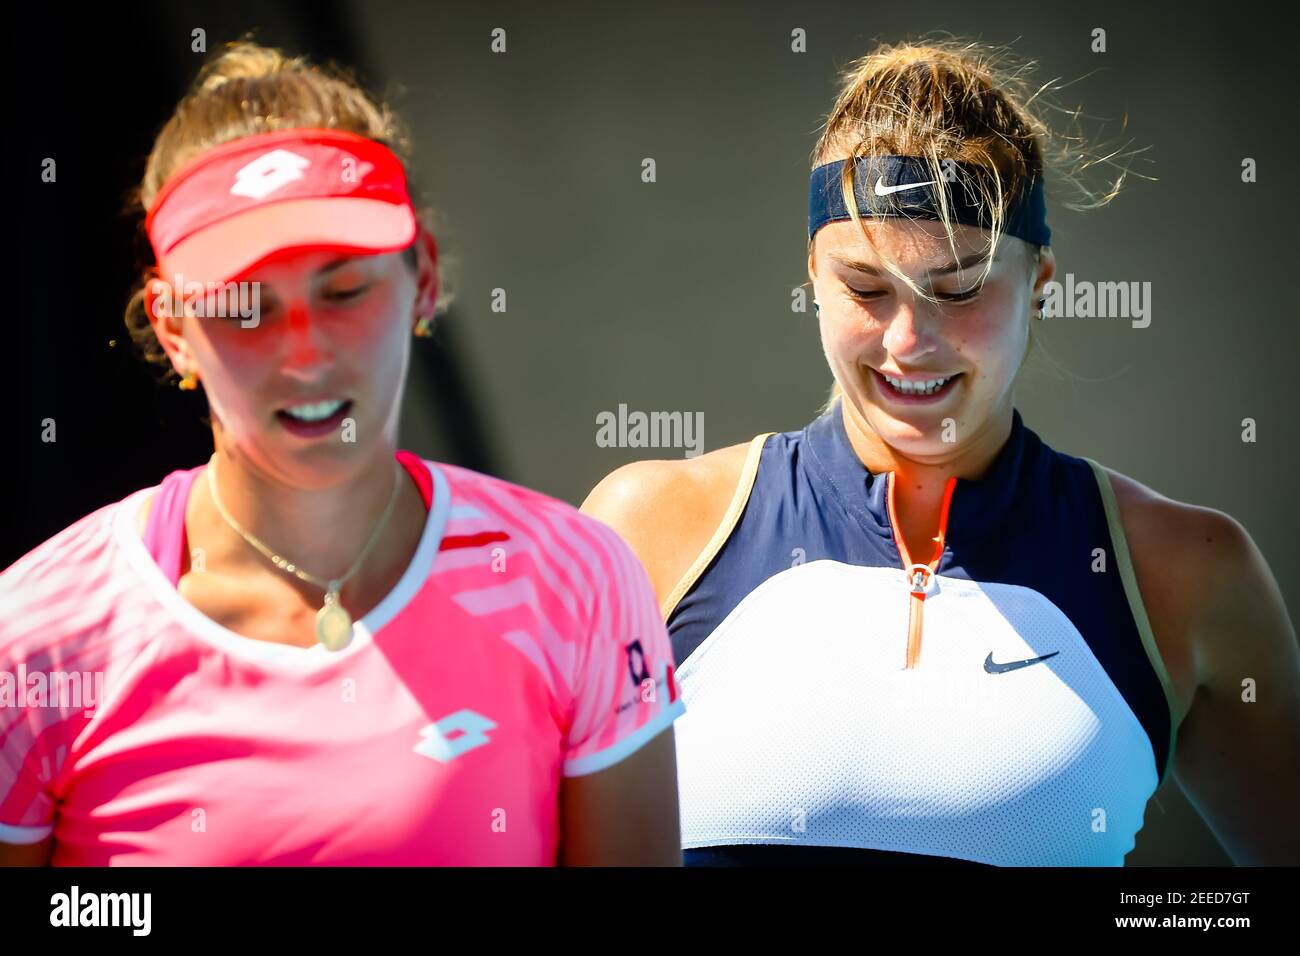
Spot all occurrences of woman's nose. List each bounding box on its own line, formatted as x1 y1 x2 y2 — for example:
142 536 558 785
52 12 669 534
881 304 938 362
279 301 333 381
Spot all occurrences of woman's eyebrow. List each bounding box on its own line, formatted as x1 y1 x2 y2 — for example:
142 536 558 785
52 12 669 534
829 250 997 276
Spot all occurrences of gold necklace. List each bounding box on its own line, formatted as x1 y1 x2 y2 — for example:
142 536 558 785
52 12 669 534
204 454 402 651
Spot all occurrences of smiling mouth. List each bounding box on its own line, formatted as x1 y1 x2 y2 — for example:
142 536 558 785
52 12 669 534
871 369 963 401
275 398 353 435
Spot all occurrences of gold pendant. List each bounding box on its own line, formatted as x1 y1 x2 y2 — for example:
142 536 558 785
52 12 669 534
316 592 353 651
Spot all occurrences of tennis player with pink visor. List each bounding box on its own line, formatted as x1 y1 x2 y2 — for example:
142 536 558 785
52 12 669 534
0 43 684 866
147 127 423 290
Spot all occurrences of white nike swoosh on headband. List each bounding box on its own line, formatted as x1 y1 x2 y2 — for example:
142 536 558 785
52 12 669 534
874 175 937 196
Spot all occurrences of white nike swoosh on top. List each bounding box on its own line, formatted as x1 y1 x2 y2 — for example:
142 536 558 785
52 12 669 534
874 175 937 196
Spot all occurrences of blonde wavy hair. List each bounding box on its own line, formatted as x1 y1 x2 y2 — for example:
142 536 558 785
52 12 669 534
810 37 1143 411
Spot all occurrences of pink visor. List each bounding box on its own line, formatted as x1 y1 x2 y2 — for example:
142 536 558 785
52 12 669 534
145 127 418 285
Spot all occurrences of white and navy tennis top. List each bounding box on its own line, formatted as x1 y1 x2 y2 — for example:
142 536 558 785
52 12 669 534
664 401 1179 866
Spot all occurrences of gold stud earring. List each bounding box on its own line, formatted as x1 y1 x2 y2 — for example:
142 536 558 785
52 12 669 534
413 315 434 338
178 369 199 390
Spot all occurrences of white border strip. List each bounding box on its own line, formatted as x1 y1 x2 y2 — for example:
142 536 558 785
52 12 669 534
0 821 53 845
562 698 686 777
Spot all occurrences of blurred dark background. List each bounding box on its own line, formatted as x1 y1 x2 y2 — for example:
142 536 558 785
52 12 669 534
10 0 1299 864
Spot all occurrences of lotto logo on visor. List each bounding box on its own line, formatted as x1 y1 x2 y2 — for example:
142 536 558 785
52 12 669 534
145 128 417 285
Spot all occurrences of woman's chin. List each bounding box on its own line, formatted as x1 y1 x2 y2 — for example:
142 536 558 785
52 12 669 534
854 399 970 461
869 417 951 457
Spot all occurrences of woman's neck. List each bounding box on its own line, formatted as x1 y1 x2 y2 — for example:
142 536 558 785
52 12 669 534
839 398 1014 547
195 441 409 593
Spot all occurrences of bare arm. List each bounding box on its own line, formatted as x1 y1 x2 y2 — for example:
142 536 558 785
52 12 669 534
558 728 682 866
1109 468 1300 865
0 836 54 867
1171 511 1300 864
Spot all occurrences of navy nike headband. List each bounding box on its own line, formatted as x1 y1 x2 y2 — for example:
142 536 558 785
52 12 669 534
808 155 1051 246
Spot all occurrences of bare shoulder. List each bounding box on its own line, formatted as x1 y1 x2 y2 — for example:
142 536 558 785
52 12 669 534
1100 466 1252 566
1097 465 1264 717
580 441 760 609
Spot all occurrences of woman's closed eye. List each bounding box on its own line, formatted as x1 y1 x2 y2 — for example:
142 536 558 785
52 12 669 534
323 282 372 302
935 285 982 302
844 284 982 303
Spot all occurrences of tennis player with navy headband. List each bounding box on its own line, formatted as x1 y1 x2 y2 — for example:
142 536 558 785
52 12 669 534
0 41 684 866
584 39 1299 865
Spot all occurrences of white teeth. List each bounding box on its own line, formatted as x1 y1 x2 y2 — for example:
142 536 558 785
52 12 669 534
283 399 345 422
882 373 951 395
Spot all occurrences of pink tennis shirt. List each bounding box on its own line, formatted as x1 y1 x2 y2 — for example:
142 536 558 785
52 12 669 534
0 452 684 865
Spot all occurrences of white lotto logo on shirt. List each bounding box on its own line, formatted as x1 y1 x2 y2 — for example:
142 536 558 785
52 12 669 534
413 709 497 763
230 148 311 199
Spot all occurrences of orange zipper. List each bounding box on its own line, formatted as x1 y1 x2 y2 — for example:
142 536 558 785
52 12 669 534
885 472 957 669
